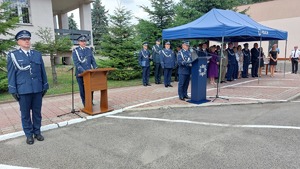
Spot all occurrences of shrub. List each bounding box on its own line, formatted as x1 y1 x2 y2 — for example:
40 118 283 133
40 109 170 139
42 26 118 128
97 58 142 80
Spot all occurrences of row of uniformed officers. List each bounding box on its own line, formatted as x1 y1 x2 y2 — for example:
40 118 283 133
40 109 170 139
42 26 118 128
138 40 192 101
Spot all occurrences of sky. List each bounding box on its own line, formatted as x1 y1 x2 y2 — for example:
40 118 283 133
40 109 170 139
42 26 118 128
69 0 179 27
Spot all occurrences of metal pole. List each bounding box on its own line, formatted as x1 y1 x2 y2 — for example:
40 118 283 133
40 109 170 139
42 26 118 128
217 36 225 93
258 37 262 84
284 40 288 78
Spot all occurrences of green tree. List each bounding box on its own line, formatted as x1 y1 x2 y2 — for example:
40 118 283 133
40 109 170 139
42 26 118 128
100 5 140 80
0 2 19 55
68 13 78 30
137 0 175 44
92 0 109 51
172 0 249 27
33 27 72 84
0 2 19 93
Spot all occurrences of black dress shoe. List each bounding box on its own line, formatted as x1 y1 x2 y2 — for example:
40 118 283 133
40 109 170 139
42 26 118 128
165 85 168 88
184 96 191 99
34 134 44 141
155 82 158 84
26 136 34 145
147 84 151 86
179 97 185 101
143 84 147 86
168 85 173 87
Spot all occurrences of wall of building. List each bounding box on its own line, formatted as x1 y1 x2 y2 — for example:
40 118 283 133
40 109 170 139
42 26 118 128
237 0 300 58
0 0 55 44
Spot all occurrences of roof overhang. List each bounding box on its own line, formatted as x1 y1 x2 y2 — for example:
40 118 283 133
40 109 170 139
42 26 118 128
52 0 95 15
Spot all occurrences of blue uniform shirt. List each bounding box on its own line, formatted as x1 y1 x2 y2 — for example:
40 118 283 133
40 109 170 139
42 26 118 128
138 49 151 67
177 49 192 75
7 49 49 95
227 48 236 65
72 46 98 77
160 48 176 69
242 48 251 64
152 45 162 63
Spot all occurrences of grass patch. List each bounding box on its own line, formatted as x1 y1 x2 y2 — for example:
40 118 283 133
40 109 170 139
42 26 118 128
0 65 154 102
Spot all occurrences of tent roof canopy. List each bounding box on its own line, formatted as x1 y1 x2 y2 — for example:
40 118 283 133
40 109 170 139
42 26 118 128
162 8 288 42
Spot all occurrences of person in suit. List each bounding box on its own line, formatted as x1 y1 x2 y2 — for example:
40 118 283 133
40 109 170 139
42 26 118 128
72 35 98 106
251 43 260 77
160 41 176 87
197 43 209 58
139 42 152 86
152 38 162 84
177 41 192 101
7 30 49 145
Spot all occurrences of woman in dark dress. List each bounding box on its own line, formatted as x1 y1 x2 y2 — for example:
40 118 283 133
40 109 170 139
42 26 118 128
269 45 278 77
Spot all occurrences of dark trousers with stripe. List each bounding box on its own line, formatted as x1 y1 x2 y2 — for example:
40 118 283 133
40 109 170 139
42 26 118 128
76 77 93 106
142 66 150 85
164 68 172 86
178 74 190 98
291 58 298 73
19 92 43 137
154 63 162 83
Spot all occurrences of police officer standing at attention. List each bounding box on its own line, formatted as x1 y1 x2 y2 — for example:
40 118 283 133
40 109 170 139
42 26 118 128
226 42 236 81
152 38 162 84
139 42 151 86
7 30 48 145
160 41 176 88
177 41 192 101
289 46 300 74
242 43 251 78
72 35 98 106
251 43 260 77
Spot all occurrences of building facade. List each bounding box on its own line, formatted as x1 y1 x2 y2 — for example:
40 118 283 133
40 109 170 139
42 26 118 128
1 0 94 65
238 0 300 58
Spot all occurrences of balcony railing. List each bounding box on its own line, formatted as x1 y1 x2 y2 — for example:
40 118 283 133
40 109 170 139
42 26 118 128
54 29 91 46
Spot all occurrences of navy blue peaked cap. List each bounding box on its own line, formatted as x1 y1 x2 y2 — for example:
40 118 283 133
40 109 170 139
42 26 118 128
182 40 190 46
15 30 31 40
77 35 88 41
142 42 148 46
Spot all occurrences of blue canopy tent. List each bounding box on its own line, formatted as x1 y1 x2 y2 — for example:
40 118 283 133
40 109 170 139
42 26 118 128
162 8 288 100
162 8 288 42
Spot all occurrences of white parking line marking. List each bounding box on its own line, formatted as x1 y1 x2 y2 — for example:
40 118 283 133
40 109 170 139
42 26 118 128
0 164 38 169
107 115 300 130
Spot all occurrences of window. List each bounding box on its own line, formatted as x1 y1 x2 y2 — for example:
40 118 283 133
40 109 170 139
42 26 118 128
5 0 31 24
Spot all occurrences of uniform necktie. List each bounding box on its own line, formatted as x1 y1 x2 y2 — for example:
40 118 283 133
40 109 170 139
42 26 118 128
294 51 296 58
27 51 30 57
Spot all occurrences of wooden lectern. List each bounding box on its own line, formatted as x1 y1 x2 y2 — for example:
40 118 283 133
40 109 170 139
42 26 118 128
79 68 115 115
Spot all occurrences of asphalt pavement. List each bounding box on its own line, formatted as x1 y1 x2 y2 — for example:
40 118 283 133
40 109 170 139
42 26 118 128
0 102 300 169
